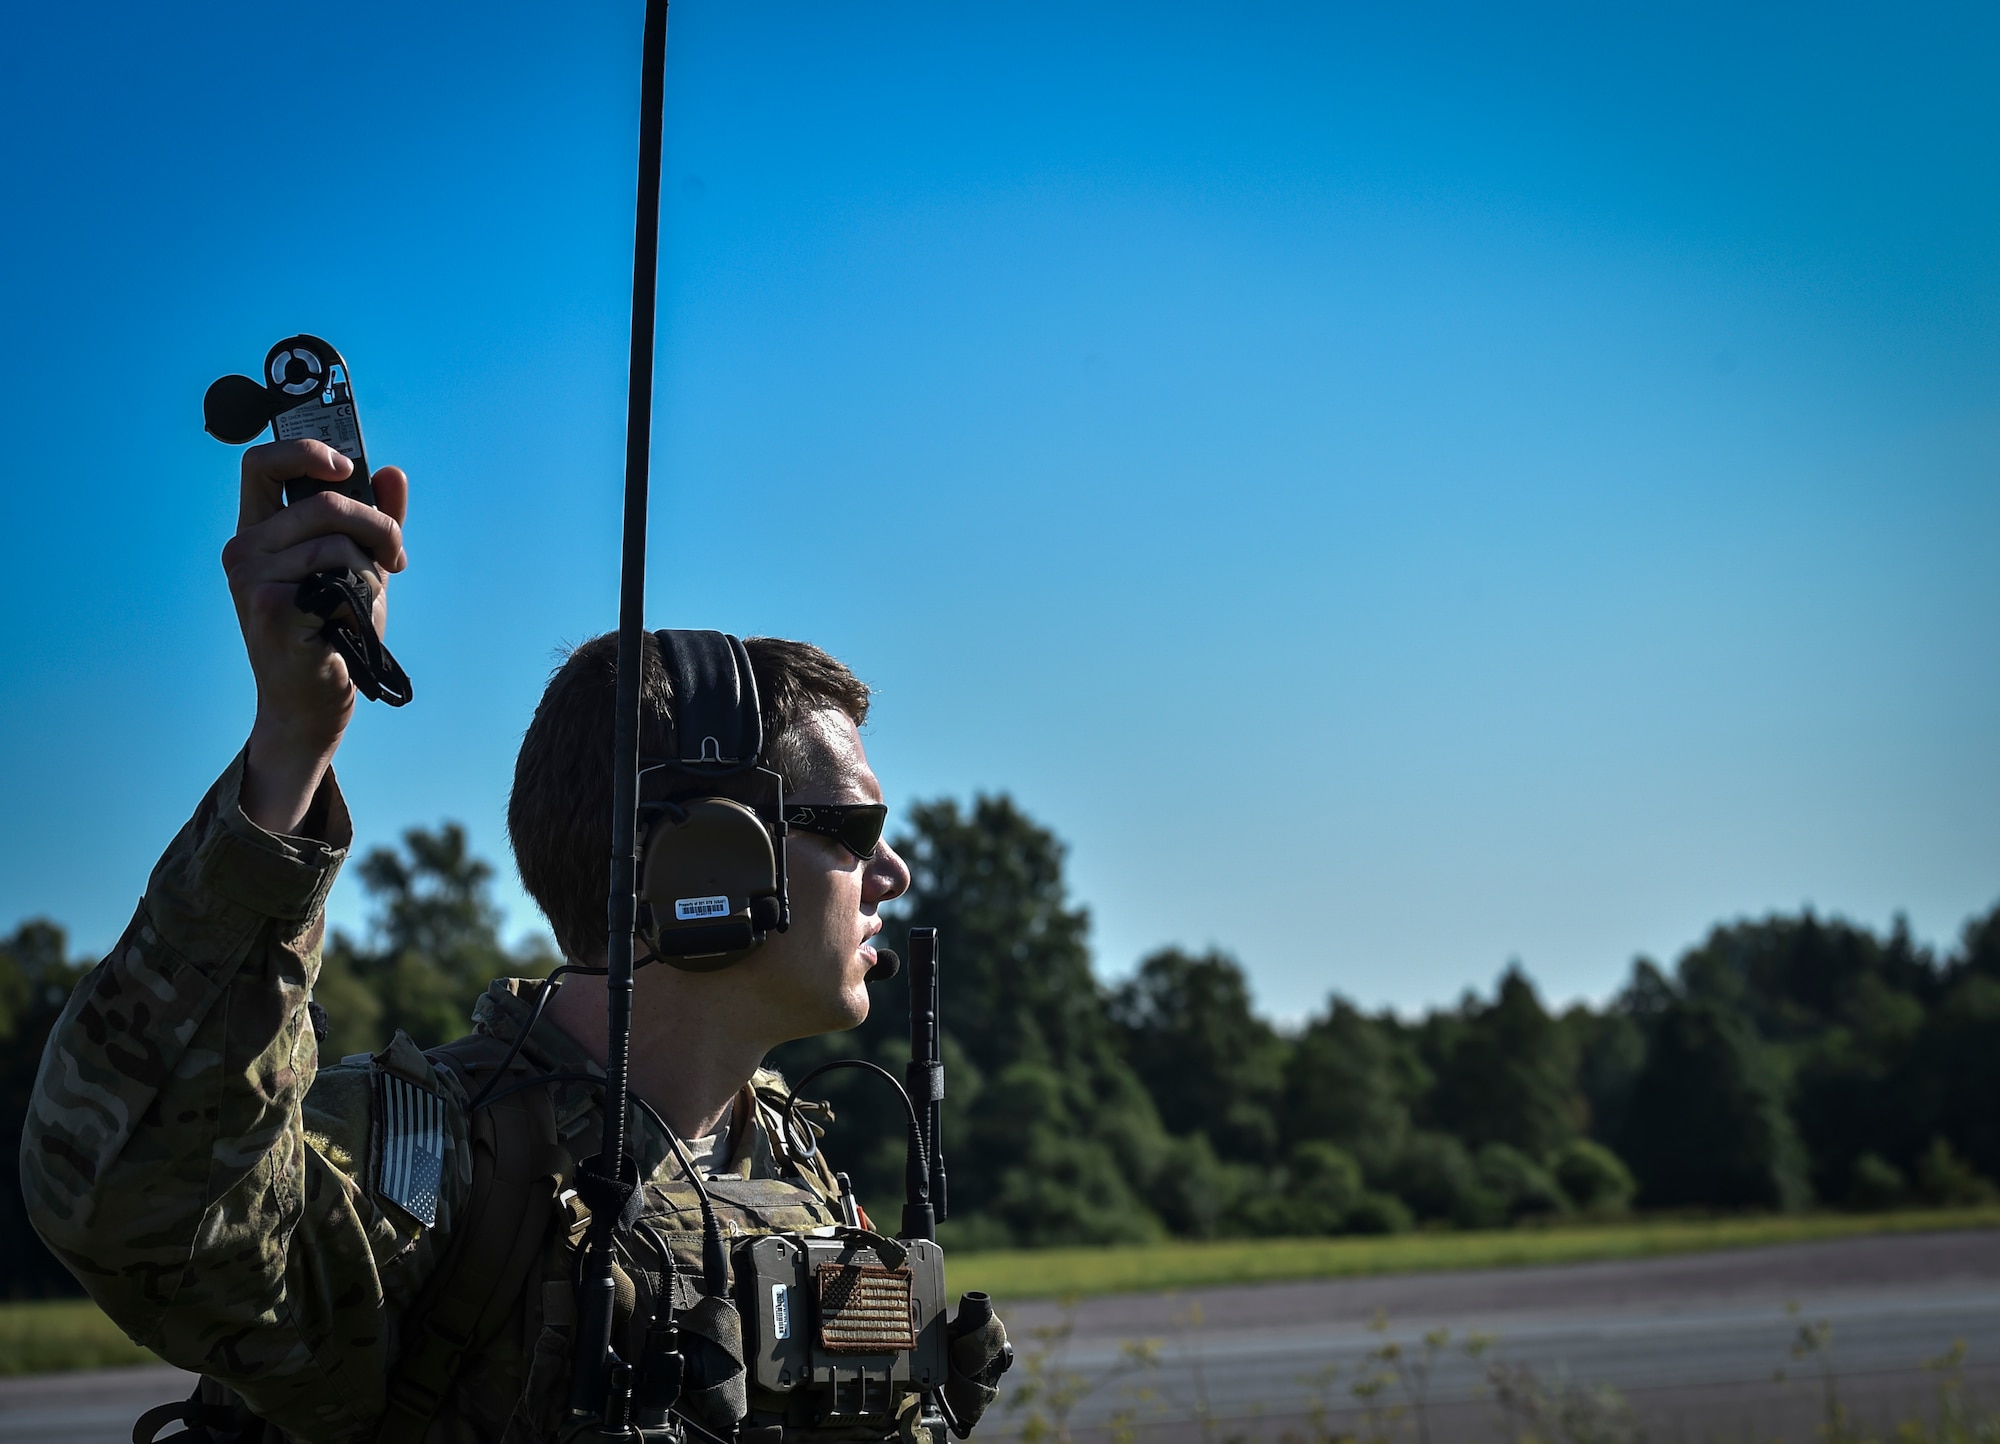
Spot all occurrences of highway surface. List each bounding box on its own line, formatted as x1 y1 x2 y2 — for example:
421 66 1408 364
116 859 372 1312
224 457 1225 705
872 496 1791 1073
3 1230 1994 1442
990 1229 2000 1441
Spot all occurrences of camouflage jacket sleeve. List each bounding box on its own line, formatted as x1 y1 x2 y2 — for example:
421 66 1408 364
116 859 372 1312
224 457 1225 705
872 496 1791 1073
21 751 467 1443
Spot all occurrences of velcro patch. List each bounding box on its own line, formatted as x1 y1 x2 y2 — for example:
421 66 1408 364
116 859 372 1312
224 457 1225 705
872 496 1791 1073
376 1073 447 1228
816 1264 916 1353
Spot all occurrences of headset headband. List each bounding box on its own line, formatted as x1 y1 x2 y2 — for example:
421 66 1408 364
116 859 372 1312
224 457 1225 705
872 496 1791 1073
655 630 760 768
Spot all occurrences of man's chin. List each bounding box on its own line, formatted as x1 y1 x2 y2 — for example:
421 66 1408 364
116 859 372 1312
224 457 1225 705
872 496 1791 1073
836 983 871 1030
792 988 869 1041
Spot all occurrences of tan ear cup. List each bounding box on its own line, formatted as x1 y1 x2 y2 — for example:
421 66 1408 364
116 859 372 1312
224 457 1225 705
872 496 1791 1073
638 797 781 971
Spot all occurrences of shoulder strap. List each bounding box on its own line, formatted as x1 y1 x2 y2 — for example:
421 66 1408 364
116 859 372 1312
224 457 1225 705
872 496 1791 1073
375 1036 571 1444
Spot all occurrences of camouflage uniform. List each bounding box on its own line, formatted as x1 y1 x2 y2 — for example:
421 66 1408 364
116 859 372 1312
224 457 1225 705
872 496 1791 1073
20 754 850 1442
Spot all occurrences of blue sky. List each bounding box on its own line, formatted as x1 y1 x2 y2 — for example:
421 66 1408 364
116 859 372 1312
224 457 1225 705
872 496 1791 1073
3 1 1995 1020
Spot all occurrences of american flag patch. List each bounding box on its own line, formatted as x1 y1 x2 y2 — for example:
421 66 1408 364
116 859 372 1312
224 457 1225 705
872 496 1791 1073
376 1074 447 1228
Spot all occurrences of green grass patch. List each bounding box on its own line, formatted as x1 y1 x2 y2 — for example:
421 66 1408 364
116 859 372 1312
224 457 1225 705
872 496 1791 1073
0 1297 157 1376
946 1206 2000 1302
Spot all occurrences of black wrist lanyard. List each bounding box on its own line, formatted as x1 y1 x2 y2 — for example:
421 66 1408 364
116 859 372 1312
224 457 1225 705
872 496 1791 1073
296 567 413 707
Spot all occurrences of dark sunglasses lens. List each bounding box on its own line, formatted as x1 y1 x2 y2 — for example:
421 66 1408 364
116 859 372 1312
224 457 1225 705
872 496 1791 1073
841 807 887 858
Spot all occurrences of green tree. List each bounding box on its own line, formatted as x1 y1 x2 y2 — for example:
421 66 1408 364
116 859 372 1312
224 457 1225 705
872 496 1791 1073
1617 995 1812 1210
320 823 557 1055
1676 910 1936 1047
1283 999 1426 1178
1219 1138 1368 1237
1143 1132 1254 1239
1910 904 2000 1183
1681 913 1934 1202
1109 947 1287 1165
1548 1139 1636 1213
1 920 92 1297
1474 1143 1571 1219
1381 1130 1505 1228
1425 966 1582 1160
1568 997 1648 1146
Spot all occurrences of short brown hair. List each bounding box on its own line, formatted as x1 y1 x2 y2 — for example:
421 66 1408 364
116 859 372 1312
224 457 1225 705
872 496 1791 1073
508 633 871 961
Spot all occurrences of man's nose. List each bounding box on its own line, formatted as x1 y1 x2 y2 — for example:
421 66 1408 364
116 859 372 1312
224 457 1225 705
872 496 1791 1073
865 839 912 904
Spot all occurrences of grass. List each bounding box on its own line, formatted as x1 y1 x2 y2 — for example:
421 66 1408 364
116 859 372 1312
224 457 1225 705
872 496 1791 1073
0 1297 157 1376
5 1206 1996 1376
945 1205 2000 1303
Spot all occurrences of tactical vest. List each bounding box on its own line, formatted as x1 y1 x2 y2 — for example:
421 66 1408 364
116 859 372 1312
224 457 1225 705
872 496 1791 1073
135 1032 941 1444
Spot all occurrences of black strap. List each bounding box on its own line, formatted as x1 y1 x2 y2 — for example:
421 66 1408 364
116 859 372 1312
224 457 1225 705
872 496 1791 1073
132 1384 244 1444
676 1293 749 1434
576 1150 645 1231
296 569 413 707
655 630 758 765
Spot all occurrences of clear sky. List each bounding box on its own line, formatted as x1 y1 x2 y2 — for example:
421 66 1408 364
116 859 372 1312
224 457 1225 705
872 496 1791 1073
3 1 1995 1021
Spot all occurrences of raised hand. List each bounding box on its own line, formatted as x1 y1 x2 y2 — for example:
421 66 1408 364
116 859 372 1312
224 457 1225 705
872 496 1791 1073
223 438 409 834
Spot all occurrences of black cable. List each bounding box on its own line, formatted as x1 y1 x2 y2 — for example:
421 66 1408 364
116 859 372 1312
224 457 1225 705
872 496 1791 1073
462 964 607 1113
636 1092 731 1294
634 1218 679 1318
467 1067 718 1219
786 1059 925 1148
640 1095 718 1215
782 1058 932 1234
470 1069 603 1111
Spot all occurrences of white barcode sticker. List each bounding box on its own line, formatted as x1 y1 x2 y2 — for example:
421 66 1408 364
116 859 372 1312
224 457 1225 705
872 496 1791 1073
675 895 731 921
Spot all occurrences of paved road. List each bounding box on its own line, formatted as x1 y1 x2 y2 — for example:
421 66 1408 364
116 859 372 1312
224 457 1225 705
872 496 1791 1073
5 1231 1996 1442
991 1230 2000 1442
0 1363 199 1443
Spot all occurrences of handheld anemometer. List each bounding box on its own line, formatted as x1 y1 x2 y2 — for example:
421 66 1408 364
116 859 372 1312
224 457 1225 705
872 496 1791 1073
202 335 412 706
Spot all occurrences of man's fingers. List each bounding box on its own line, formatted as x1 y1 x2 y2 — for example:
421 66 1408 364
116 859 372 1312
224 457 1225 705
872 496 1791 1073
231 447 407 573
229 534 385 605
371 466 409 530
237 440 353 531
227 487 405 570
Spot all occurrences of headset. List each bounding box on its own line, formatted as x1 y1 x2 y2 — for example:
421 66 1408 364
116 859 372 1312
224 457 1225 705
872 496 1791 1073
636 630 789 969
637 629 905 986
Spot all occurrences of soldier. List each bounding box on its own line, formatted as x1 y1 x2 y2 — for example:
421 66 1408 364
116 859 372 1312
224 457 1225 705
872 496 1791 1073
21 438 1009 1442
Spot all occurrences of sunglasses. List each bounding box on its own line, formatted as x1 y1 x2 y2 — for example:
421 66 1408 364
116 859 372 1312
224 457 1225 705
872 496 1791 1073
784 803 888 861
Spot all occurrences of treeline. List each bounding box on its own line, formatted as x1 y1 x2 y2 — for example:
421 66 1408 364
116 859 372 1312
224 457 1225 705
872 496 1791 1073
774 796 2000 1247
6 799 1998 1295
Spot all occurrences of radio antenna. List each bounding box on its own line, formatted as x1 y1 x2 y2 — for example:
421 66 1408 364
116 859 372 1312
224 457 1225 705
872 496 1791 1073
907 928 948 1224
571 0 670 1424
